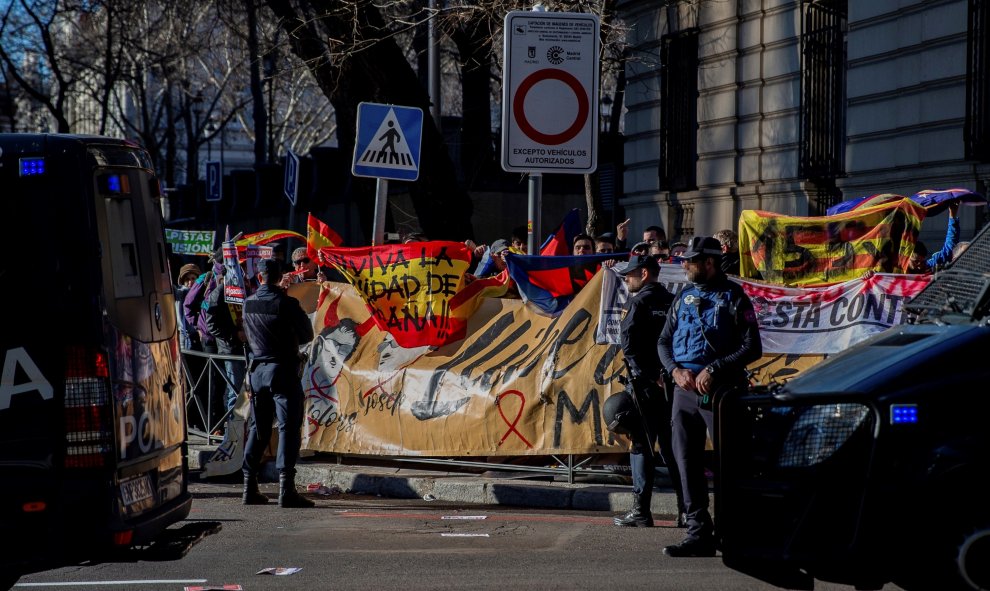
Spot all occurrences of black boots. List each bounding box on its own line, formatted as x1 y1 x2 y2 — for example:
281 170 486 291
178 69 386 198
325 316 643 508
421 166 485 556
614 496 654 527
663 536 717 557
242 475 268 505
278 474 314 508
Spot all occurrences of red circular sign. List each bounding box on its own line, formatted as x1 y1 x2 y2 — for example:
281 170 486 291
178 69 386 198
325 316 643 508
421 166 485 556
512 68 589 146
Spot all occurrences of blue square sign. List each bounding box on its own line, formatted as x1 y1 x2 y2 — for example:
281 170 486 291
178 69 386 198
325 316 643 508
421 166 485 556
352 102 424 181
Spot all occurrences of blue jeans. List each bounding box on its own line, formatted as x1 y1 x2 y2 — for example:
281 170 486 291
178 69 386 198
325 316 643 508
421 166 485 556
224 360 245 412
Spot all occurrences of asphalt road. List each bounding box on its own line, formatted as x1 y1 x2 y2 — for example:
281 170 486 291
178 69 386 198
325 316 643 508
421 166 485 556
14 480 904 591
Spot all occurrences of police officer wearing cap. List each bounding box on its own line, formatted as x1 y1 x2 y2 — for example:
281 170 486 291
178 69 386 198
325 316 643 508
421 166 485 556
241 258 315 508
611 254 685 527
658 236 761 556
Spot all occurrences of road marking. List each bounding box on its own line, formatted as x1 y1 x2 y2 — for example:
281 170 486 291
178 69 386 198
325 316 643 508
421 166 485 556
441 515 488 520
441 533 490 537
339 511 624 525
16 581 208 587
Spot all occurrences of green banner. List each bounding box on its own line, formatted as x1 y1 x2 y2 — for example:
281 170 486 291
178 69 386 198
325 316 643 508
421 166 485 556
165 229 215 256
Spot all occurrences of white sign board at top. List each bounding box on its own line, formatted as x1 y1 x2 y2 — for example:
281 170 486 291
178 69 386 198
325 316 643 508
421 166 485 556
501 10 599 175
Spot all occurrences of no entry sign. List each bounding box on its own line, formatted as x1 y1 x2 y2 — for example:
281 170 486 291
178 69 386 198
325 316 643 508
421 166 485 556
501 11 600 174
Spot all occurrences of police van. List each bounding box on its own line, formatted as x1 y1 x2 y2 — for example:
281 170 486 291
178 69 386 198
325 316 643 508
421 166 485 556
0 134 192 586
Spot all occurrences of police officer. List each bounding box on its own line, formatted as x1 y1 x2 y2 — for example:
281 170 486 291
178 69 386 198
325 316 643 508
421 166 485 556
241 258 315 508
658 236 761 556
613 254 685 527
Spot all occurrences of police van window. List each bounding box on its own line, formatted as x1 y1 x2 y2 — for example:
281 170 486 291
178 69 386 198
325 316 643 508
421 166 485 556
101 173 144 299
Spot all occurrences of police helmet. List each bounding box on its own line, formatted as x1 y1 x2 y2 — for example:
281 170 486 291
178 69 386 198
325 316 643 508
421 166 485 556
603 391 641 436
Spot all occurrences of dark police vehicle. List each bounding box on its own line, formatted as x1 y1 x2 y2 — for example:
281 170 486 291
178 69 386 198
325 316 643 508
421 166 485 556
717 221 990 590
0 135 192 588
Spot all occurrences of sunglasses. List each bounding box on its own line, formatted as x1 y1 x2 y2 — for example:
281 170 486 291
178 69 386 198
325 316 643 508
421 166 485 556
292 257 310 266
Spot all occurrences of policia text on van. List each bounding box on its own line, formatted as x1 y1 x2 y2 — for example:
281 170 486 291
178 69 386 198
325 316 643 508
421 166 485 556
0 134 192 588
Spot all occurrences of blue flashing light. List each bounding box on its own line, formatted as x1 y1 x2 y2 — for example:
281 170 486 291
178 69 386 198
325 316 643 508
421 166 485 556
107 174 122 193
890 404 919 425
19 157 45 177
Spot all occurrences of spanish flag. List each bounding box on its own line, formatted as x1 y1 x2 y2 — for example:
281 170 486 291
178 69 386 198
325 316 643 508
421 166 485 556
739 198 926 287
320 241 507 347
307 213 344 264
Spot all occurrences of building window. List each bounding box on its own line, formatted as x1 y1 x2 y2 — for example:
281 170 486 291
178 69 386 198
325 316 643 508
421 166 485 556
658 29 699 192
800 0 846 212
967 0 990 162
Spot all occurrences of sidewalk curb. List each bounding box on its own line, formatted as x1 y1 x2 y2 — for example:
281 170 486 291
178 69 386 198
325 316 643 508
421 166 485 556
189 444 703 516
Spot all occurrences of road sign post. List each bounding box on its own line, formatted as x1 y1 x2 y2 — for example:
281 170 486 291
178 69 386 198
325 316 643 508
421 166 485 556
206 161 222 202
352 102 425 244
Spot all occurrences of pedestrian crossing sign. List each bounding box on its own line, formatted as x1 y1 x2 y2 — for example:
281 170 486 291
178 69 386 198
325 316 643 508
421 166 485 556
352 102 424 181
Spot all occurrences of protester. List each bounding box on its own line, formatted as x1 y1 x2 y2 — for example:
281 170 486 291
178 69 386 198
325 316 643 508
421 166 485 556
241 258 316 508
713 229 740 275
630 241 651 256
908 200 960 273
953 241 971 260
658 236 762 557
613 254 684 528
572 233 595 255
615 219 668 252
649 240 671 261
595 233 617 253
204 273 246 423
511 226 528 254
175 263 201 351
670 241 688 258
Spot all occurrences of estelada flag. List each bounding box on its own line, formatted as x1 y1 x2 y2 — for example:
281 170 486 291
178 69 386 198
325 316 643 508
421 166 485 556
539 208 582 256
826 188 985 216
307 213 344 263
321 241 507 348
505 252 622 315
739 198 926 287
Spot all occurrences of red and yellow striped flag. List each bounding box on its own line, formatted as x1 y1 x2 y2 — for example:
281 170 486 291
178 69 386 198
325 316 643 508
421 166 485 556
739 198 926 287
307 213 344 264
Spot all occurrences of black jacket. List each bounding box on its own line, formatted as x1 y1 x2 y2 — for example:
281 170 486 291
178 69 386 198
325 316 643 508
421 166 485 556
242 284 314 365
620 281 674 384
204 285 244 355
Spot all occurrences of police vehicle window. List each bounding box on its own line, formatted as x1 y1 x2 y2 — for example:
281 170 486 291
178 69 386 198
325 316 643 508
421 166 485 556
100 172 144 299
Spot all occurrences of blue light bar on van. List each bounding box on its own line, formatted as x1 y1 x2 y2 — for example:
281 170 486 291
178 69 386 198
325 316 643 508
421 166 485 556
890 404 918 425
107 174 122 192
19 157 45 176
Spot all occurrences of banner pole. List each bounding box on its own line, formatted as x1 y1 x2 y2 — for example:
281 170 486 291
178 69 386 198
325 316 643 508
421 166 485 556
373 177 388 246
527 172 542 254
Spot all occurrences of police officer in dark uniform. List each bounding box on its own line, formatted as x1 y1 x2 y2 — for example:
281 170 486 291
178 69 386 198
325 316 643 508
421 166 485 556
241 258 315 508
658 236 761 556
613 254 685 527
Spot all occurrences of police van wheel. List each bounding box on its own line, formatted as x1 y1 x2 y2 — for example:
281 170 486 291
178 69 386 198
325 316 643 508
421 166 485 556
956 523 990 591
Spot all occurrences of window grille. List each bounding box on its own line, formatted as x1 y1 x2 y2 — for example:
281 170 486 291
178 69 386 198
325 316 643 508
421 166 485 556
800 0 847 183
967 0 990 161
658 29 699 192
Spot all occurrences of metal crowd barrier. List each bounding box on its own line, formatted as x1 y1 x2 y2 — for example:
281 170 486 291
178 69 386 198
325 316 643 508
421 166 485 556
180 348 245 444
179 349 630 484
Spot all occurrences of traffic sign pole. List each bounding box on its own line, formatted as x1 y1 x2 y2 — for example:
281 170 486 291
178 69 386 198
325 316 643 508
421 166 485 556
527 174 542 255
372 178 389 246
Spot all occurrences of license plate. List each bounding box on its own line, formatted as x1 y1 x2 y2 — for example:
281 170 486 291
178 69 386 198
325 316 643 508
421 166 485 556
120 475 153 506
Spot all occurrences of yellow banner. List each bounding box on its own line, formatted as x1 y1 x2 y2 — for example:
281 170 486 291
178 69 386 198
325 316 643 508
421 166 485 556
296 273 821 456
739 199 926 286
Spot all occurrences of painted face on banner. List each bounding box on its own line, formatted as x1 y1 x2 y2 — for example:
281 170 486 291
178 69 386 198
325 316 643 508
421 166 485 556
317 325 358 383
